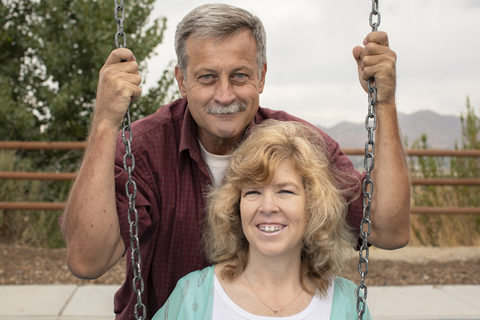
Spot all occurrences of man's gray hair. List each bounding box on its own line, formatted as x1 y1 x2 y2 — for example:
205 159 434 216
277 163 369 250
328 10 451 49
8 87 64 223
175 3 267 75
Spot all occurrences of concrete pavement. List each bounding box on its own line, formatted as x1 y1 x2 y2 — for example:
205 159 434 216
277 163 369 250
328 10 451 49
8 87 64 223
0 284 479 320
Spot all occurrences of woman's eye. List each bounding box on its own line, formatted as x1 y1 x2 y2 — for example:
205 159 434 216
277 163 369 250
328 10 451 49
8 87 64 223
280 190 294 195
244 190 260 196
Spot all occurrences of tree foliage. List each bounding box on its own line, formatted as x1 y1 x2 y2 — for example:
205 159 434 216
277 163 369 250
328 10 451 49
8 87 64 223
1 0 177 144
1 0 40 141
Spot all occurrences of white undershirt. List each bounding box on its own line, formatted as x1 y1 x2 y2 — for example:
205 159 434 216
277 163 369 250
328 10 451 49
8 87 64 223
198 139 231 188
212 274 334 320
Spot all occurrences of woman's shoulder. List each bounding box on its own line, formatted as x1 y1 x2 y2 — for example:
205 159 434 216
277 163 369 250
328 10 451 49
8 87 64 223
331 277 372 319
153 266 215 320
178 266 214 283
334 276 358 297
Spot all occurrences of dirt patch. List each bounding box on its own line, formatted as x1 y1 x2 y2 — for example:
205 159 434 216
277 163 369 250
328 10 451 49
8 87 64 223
1 244 479 286
0 244 125 285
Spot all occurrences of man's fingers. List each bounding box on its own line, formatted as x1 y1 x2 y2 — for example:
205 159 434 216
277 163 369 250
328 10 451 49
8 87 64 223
130 83 143 103
352 46 363 63
105 48 136 66
107 69 142 85
364 31 389 47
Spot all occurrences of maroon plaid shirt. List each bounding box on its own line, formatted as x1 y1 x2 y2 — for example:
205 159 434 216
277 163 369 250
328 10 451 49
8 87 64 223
113 98 364 319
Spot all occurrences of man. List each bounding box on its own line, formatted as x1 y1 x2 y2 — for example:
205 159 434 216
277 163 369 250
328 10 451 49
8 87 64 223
61 3 410 319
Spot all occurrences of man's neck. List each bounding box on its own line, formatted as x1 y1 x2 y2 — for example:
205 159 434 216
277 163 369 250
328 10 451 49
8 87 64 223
197 129 243 155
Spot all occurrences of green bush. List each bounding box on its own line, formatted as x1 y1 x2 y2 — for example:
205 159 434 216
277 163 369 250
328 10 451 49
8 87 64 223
409 97 480 246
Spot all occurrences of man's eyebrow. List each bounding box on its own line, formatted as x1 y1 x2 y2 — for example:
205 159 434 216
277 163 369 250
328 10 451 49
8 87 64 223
231 66 252 73
193 68 217 76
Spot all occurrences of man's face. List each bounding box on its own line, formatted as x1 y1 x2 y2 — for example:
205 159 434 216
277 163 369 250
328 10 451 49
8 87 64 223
175 29 267 155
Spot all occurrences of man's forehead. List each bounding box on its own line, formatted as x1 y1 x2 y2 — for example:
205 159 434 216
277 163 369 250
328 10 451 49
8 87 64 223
183 30 258 72
186 29 254 47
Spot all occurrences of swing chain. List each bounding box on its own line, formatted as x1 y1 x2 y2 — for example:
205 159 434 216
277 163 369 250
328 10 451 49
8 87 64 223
115 1 146 319
357 0 380 319
369 0 381 32
115 0 127 48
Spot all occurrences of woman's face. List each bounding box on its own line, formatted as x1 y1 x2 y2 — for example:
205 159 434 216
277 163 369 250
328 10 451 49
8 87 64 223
240 159 307 260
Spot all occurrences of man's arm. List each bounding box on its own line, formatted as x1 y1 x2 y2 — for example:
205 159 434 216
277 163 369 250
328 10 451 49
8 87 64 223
61 48 142 278
352 31 411 249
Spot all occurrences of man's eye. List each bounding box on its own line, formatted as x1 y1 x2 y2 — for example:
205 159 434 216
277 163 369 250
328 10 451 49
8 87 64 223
201 75 212 80
235 73 245 78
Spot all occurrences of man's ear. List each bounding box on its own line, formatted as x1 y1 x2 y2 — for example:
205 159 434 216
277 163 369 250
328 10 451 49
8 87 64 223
259 63 267 94
175 66 187 98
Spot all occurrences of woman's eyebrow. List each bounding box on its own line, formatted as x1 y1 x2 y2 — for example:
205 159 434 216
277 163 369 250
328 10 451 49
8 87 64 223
275 181 301 190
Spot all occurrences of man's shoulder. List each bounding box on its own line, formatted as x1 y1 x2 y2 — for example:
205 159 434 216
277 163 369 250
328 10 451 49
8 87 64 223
256 106 347 157
131 98 187 135
256 107 332 139
256 106 306 123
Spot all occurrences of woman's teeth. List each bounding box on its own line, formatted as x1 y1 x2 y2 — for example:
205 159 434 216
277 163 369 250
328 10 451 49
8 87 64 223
259 225 284 232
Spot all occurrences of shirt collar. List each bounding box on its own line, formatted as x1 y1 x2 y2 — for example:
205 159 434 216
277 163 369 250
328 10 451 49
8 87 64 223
178 105 202 168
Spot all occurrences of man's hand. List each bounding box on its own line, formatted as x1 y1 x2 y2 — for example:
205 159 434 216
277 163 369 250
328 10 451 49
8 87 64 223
353 31 396 106
94 48 142 129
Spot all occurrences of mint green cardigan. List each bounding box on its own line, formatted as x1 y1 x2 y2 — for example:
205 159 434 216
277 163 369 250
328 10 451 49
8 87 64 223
153 266 371 320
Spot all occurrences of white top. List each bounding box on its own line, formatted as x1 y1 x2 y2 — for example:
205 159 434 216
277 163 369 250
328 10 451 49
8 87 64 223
212 274 334 320
198 139 231 188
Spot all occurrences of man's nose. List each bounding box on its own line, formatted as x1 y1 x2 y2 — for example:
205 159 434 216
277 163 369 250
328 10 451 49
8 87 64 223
214 78 236 106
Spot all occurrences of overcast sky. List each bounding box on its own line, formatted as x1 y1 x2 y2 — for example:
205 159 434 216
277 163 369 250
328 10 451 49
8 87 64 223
143 0 480 128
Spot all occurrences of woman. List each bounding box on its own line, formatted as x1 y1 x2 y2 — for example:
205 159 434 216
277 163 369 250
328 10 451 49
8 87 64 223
153 120 371 319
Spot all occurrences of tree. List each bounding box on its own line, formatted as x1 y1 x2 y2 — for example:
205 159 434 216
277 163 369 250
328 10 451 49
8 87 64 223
1 0 41 141
1 0 177 144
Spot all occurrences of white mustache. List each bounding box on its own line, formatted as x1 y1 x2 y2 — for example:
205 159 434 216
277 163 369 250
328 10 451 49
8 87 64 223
205 103 247 115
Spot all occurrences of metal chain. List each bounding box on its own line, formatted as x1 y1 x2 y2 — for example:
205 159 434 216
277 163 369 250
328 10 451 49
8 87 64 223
115 1 146 319
357 1 380 319
115 0 127 48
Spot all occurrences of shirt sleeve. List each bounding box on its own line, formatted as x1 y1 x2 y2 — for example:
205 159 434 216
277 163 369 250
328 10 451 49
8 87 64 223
322 132 366 239
332 277 372 320
152 267 214 320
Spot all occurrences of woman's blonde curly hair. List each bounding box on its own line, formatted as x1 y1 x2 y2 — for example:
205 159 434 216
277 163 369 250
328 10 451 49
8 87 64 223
203 120 357 296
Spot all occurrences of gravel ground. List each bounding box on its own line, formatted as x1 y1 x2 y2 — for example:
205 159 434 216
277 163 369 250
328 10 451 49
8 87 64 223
1 244 479 286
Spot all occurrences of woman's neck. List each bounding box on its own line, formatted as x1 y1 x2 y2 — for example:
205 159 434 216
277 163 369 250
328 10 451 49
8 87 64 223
245 249 304 290
215 251 316 317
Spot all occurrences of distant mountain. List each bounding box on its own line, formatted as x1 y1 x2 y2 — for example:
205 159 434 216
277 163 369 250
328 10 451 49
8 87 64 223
319 110 462 150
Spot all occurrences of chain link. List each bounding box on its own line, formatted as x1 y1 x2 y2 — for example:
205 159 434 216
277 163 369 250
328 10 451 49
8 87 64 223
115 0 127 48
115 2 146 319
357 0 380 319
369 0 381 32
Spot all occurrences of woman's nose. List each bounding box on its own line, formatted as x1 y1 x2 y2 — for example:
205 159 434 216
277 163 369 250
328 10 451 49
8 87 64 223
260 192 279 214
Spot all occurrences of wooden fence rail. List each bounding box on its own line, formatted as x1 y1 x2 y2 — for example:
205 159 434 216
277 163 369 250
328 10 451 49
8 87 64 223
1 143 479 213
2 142 480 156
